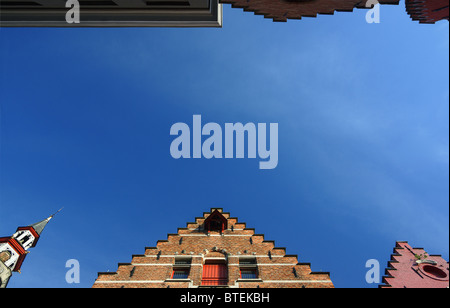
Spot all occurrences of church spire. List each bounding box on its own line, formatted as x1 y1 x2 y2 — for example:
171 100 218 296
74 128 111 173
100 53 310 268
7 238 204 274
29 208 63 236
0 209 62 288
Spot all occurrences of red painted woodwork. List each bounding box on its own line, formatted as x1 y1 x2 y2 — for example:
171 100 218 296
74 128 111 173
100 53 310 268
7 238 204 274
202 263 228 286
16 226 40 247
381 241 449 288
0 237 27 272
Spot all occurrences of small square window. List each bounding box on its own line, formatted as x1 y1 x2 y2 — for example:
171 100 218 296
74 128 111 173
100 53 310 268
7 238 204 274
172 269 189 279
240 269 258 279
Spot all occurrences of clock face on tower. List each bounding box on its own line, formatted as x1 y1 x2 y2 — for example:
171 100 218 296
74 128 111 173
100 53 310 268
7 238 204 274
0 251 12 263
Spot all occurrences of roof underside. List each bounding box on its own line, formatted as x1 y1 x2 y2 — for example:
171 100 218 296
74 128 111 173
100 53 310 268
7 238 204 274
406 0 449 24
219 0 400 22
0 0 222 27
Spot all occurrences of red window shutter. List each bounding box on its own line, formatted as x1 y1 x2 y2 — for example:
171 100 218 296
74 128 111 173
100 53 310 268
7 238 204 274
202 263 228 286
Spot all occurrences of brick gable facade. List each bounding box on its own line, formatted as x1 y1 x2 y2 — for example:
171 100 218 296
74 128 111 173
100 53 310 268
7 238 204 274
406 0 449 24
219 0 400 22
380 241 449 288
92 208 333 288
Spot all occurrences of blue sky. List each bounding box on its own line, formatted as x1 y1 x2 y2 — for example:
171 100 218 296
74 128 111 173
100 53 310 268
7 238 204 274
0 2 448 288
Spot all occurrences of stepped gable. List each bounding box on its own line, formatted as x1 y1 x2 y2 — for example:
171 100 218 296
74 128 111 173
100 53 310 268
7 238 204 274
93 208 334 288
405 0 449 24
380 241 449 288
219 0 400 22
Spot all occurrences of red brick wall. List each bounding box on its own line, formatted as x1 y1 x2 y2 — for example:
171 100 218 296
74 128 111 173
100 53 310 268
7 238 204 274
380 241 449 288
93 208 333 288
406 0 449 24
219 0 400 21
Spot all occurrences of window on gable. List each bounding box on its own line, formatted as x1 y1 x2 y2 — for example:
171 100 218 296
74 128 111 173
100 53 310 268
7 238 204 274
172 269 189 279
202 261 228 286
240 269 258 279
204 210 228 233
239 257 258 279
209 219 223 232
175 257 192 265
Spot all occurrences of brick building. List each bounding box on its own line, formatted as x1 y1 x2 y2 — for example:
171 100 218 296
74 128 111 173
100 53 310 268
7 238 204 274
380 241 449 288
219 0 400 22
2 0 448 27
405 0 449 24
220 0 448 24
92 208 334 288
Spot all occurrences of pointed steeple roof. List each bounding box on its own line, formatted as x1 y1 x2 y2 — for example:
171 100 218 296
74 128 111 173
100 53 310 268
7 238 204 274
30 208 63 235
30 217 51 236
